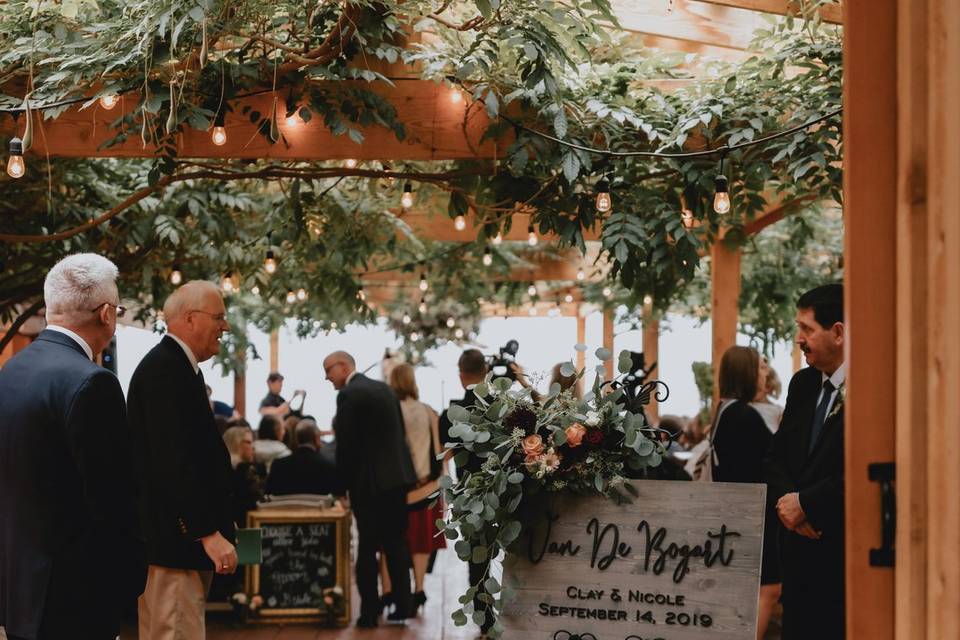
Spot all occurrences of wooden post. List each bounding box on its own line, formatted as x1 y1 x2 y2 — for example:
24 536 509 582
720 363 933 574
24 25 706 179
270 329 279 373
710 236 741 408
844 0 897 636
233 345 247 419
925 0 960 636
895 0 929 636
791 341 803 373
642 305 660 425
602 309 614 381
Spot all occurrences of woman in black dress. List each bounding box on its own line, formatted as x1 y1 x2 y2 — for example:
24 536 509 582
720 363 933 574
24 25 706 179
711 346 781 639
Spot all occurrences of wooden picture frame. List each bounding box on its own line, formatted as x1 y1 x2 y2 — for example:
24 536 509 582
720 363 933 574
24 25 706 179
244 507 352 626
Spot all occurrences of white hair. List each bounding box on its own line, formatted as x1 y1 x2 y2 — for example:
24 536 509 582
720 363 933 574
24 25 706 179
222 425 252 456
163 280 221 322
44 253 119 325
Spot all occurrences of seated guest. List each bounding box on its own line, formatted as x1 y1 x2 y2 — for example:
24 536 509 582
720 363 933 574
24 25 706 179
223 426 265 528
265 420 344 496
710 345 780 639
282 414 301 451
254 414 291 472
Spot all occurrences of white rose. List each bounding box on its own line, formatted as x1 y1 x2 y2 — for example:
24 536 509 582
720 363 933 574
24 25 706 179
585 411 600 427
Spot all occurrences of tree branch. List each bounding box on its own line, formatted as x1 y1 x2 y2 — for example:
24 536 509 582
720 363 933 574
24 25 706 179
0 298 43 354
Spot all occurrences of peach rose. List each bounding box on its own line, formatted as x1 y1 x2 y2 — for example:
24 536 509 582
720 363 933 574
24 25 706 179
565 423 587 448
522 434 545 457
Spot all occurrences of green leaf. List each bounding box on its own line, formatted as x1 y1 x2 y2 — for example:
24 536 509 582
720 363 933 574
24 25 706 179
472 546 488 563
595 347 612 361
452 609 468 626
484 577 501 594
501 519 522 544
475 0 493 19
618 350 633 373
507 472 524 484
559 361 576 377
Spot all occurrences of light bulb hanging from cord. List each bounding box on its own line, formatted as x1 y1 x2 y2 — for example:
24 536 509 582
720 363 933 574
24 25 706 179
401 183 414 209
6 137 24 178
418 296 427 314
576 268 585 281
482 246 493 266
418 273 428 292
643 294 653 306
402 314 411 325
713 154 731 214
99 94 119 110
344 158 357 169
595 178 612 213
445 317 455 328
221 272 234 293
410 331 420 341
454 214 466 231
564 293 574 304
527 224 538 247
296 288 307 301
357 286 366 302
492 232 503 246
527 284 537 297
602 286 612 298
285 290 296 304
454 328 464 339
450 87 463 104
264 250 277 274
251 285 260 296
211 112 227 146
170 265 183 286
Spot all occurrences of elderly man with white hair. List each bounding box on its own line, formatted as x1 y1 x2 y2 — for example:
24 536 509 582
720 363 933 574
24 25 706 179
0 253 146 640
127 280 235 640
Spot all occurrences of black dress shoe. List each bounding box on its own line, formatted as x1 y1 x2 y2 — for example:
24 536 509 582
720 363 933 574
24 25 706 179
414 591 427 613
380 591 394 612
356 615 379 629
385 609 410 625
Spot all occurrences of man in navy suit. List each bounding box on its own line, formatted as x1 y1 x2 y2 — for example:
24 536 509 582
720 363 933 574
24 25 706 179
325 350 416 628
128 280 236 639
764 284 846 639
0 254 145 640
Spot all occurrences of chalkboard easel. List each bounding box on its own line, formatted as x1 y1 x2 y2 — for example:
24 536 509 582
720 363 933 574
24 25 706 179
245 506 352 626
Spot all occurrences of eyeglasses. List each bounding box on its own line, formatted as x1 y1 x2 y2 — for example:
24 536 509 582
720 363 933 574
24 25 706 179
190 309 228 323
90 302 127 318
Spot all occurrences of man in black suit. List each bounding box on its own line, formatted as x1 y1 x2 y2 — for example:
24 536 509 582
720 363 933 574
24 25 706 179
764 284 846 640
128 280 237 639
0 253 145 640
324 350 416 628
438 349 493 639
265 419 344 496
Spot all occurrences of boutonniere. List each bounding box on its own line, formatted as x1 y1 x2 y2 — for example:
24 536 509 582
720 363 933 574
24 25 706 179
828 384 845 420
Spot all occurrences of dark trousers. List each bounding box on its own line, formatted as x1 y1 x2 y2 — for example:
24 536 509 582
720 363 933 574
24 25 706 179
468 558 493 634
353 488 412 619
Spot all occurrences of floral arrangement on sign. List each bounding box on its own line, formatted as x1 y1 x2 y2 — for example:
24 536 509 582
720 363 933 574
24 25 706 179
230 587 345 626
437 345 670 636
229 592 264 622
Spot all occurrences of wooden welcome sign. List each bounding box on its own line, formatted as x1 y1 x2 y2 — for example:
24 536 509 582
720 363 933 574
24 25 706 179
502 480 766 640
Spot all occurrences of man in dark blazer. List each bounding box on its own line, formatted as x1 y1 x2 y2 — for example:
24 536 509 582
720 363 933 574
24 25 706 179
324 350 416 628
265 419 344 496
764 283 846 640
127 280 236 639
0 254 145 640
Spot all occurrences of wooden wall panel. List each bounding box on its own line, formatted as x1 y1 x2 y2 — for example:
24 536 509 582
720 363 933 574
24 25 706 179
843 0 897 637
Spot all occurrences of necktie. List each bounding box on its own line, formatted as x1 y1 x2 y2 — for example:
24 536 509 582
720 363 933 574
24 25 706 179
808 379 836 453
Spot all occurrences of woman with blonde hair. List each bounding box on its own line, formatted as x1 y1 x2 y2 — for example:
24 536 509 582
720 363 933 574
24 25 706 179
383 363 446 613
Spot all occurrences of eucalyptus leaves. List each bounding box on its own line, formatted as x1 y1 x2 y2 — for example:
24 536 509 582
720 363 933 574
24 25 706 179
438 345 667 636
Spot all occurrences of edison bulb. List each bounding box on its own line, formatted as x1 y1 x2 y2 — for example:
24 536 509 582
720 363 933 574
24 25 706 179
576 269 585 281
264 251 277 274
643 294 653 306
492 233 503 246
595 191 612 213
286 290 296 304
410 331 420 341
564 293 574 303
251 285 260 296
170 269 183 286
402 314 411 325
99 94 119 110
482 251 493 267
454 328 465 339
527 229 538 247
450 88 463 104
357 288 366 301
401 184 414 209
221 275 234 293
296 288 307 301
454 215 466 231
6 155 24 179
344 159 357 169
418 299 428 314
418 275 428 292
527 284 537 297
446 317 456 328
211 126 227 146
602 286 612 298
713 191 731 214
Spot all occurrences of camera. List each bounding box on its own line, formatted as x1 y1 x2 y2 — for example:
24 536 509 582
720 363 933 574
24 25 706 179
486 339 520 381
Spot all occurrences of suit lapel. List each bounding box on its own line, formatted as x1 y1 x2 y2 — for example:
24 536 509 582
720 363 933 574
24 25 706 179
807 406 844 461
797 382 820 463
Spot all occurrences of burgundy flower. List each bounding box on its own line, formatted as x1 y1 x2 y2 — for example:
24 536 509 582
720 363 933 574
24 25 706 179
505 405 538 435
585 429 604 446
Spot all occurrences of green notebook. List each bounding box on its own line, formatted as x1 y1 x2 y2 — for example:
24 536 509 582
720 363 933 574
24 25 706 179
236 528 262 565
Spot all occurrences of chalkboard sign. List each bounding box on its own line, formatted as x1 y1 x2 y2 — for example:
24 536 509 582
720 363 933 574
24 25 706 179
502 480 765 640
245 507 351 625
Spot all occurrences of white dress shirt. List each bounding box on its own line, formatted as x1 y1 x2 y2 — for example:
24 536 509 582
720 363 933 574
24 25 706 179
818 361 846 416
46 324 94 361
167 333 199 374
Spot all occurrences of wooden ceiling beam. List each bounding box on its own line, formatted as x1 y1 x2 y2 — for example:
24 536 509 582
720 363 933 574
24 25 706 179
609 0 763 52
694 0 842 25
1 80 503 161
394 210 602 243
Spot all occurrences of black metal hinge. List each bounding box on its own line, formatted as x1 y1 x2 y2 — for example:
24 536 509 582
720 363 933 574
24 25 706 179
867 462 895 568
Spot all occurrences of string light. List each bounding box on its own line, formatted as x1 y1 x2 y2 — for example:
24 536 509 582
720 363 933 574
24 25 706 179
527 284 537 297
602 286 612 298
251 285 260 296
576 268 585 281
296 288 307 301
714 154 731 214
419 296 427 314
285 112 301 127
401 183 414 210
402 314 411 325
357 286 366 302
419 273 428 292
595 178 612 213
527 224 538 247
410 331 420 341
344 159 357 169
170 265 183 286
6 137 24 178
211 111 227 146
286 290 296 304
313 320 322 329
330 321 338 330
482 247 493 266
221 272 234 293
564 293 574 303
446 317 456 328
450 87 463 104
264 250 277 274
454 328 465 339
492 232 503 246
643 294 653 306
99 94 119 110
454 214 466 231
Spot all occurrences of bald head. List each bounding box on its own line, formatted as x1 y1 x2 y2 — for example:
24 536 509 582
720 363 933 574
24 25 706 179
163 280 230 363
323 351 356 390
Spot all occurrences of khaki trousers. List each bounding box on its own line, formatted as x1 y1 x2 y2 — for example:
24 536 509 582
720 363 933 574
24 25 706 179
138 565 213 640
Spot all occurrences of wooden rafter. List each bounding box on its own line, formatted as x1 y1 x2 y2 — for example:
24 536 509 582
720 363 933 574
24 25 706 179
695 0 842 24
610 0 763 52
